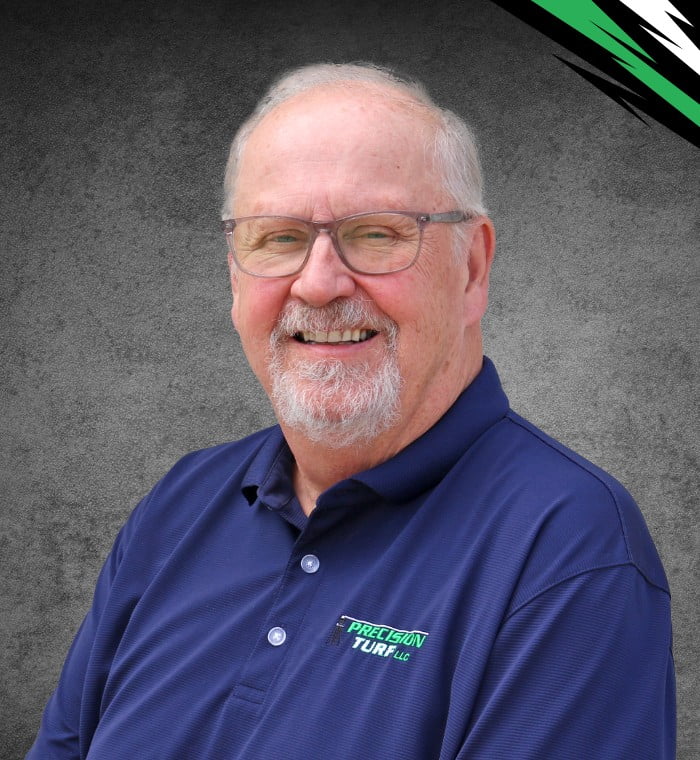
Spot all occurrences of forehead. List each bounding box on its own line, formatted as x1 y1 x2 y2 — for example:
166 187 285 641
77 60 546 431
234 85 444 217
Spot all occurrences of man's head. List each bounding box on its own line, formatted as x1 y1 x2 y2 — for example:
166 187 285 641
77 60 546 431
222 63 486 227
223 63 495 451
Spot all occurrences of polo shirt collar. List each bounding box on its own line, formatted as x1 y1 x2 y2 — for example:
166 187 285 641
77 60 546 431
241 356 509 508
351 356 509 503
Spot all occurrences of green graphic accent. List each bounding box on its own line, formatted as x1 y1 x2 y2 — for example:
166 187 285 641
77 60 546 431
532 0 700 127
345 620 428 649
338 616 430 663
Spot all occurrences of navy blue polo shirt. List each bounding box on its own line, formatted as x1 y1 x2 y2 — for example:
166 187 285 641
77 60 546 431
28 359 675 759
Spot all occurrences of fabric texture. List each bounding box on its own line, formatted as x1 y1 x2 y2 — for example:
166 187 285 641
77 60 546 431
27 358 675 759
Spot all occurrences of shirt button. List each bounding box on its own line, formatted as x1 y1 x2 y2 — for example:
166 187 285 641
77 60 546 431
300 554 320 574
267 627 287 646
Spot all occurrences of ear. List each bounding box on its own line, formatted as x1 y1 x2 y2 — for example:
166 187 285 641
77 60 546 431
463 217 495 326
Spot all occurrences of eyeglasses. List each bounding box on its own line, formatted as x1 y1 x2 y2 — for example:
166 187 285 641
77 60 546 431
221 210 471 277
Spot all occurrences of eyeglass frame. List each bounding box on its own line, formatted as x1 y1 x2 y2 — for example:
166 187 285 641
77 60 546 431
221 210 472 277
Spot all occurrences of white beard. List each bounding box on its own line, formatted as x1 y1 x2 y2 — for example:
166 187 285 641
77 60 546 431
268 299 402 448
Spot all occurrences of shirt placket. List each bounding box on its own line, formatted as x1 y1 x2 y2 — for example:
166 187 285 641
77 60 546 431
230 530 324 706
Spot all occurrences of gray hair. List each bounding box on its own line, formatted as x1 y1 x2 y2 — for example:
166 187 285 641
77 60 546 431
221 63 486 257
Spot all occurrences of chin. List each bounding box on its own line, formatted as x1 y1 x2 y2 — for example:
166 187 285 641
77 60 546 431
270 358 402 448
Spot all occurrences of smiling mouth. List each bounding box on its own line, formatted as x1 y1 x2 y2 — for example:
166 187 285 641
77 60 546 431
293 329 378 345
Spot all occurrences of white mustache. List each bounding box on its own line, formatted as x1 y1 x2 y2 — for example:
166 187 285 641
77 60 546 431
271 299 398 345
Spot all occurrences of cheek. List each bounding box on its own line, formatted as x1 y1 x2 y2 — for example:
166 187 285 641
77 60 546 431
416 241 468 316
401 245 460 323
233 281 284 346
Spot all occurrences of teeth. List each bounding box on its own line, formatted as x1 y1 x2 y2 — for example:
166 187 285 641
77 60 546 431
299 329 374 344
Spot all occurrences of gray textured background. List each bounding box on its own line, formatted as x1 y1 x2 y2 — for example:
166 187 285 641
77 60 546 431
1 0 698 757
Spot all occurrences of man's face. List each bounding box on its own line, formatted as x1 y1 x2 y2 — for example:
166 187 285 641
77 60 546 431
228 85 493 450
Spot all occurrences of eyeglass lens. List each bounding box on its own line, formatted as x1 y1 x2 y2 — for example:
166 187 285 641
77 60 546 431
231 213 421 276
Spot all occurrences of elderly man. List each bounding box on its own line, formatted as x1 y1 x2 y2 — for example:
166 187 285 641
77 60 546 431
29 63 674 759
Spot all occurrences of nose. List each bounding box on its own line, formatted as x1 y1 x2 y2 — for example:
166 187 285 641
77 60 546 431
289 230 357 306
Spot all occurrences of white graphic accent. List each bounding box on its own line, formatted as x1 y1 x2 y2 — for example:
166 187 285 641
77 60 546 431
340 615 430 636
619 0 700 75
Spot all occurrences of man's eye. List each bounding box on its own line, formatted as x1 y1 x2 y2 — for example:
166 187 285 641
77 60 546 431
257 230 306 249
269 233 301 243
350 226 398 240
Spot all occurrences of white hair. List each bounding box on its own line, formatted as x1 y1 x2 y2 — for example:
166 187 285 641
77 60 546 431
221 62 487 234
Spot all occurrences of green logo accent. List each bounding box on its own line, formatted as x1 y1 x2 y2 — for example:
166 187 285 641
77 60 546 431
329 615 429 663
532 0 700 128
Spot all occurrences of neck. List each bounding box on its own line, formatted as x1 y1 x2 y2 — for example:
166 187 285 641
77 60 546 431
287 428 405 515
284 347 485 515
289 442 375 515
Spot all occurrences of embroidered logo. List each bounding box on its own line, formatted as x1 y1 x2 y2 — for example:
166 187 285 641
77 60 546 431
328 615 429 663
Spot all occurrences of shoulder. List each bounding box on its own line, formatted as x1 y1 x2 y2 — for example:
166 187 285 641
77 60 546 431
152 427 275 499
115 426 279 564
465 410 669 607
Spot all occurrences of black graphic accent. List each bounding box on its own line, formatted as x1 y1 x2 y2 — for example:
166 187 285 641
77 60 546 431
327 615 347 645
492 0 700 149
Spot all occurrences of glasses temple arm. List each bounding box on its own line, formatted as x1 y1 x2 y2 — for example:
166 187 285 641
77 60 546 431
424 211 472 224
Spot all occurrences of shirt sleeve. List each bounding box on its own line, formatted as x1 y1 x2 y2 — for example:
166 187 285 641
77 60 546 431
458 563 675 760
25 497 148 760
